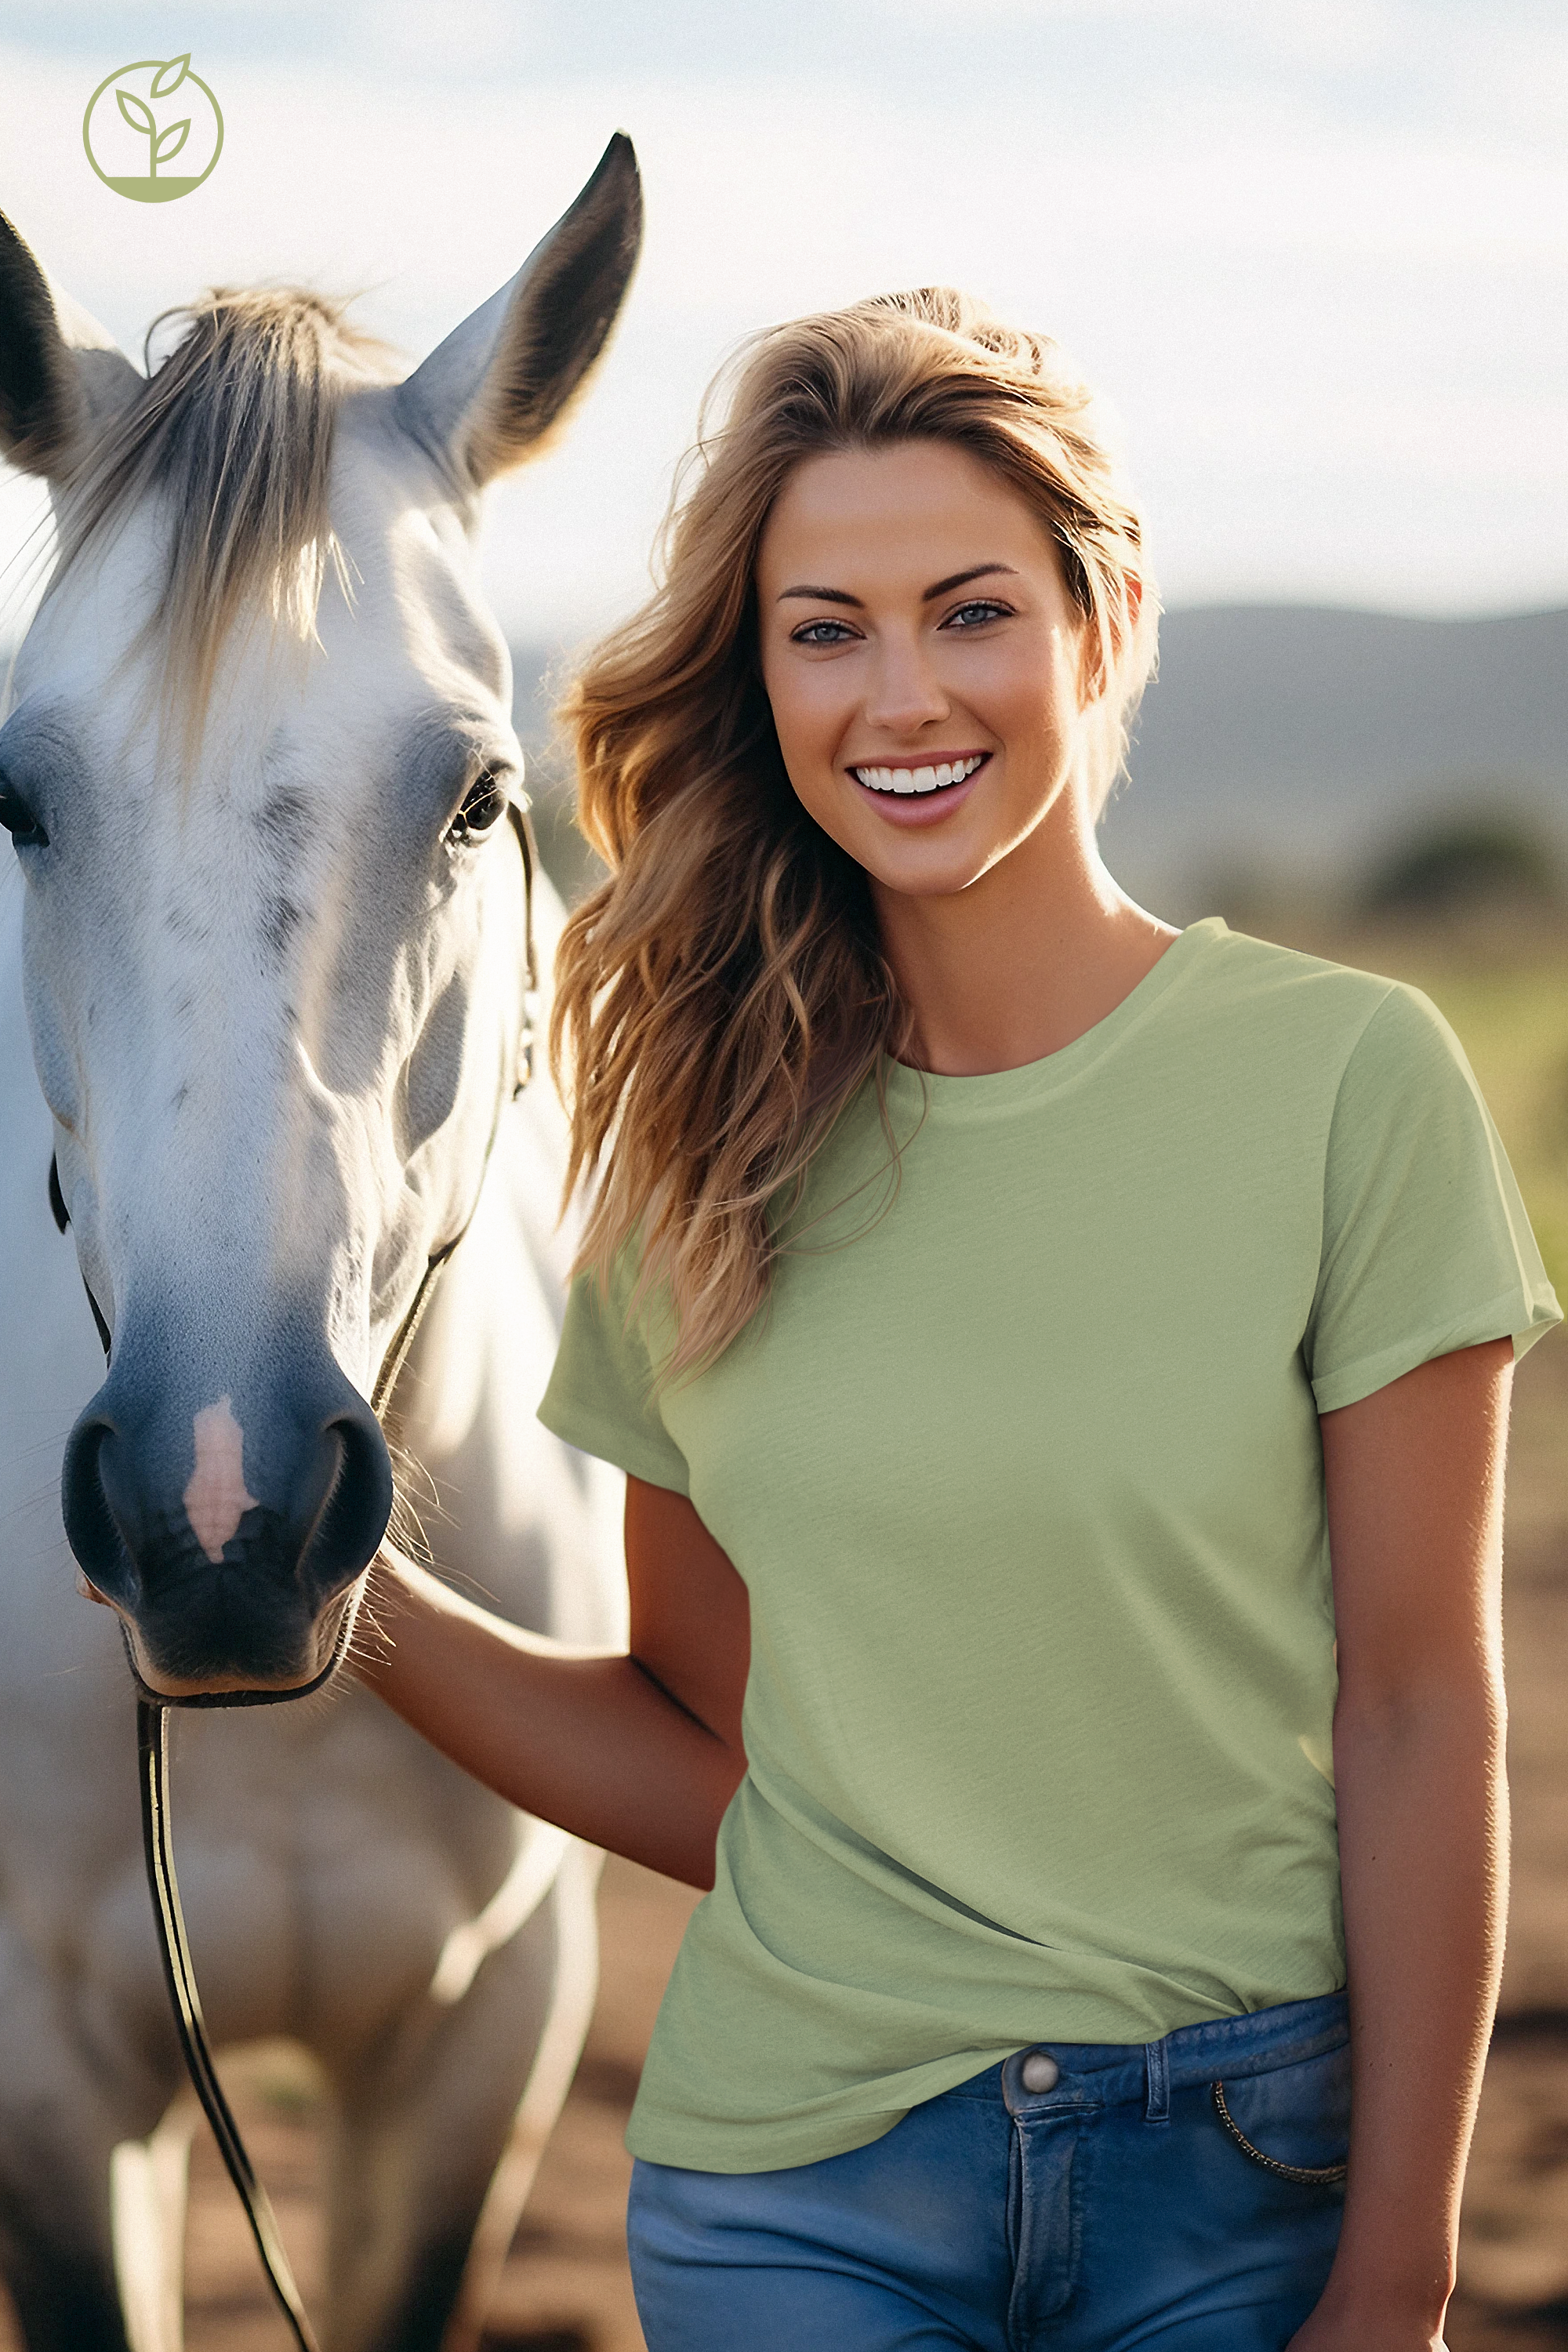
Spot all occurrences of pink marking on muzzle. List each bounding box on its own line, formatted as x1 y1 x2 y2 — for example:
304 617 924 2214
183 1396 260 1563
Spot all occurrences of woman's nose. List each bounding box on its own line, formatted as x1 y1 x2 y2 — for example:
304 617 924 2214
862 637 952 734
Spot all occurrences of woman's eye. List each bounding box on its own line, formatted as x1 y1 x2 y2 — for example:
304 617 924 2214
789 619 859 647
448 771 509 846
942 600 1011 630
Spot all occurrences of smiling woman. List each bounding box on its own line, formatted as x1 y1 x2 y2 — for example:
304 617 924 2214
362 286 1562 2352
753 434 1170 1080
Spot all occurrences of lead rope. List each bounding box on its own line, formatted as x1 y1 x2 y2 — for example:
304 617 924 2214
122 798 542 2343
138 1698 321 2350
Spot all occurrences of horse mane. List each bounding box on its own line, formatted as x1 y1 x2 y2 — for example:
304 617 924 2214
47 284 405 775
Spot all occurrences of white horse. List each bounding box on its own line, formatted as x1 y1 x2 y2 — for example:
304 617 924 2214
0 136 639 2351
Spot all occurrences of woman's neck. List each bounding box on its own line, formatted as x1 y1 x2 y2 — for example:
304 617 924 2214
873 794 1178 1078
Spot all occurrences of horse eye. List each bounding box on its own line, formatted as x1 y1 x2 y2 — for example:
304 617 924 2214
448 771 508 845
0 780 49 849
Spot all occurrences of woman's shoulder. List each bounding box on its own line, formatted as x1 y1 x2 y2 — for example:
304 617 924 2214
1164 925 1498 1184
1186 916 1398 1001
1179 918 1447 1062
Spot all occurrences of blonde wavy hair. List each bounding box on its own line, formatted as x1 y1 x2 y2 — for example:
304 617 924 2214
552 287 1157 1374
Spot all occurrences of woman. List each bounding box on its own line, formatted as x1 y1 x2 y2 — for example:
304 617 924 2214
363 290 1560 2350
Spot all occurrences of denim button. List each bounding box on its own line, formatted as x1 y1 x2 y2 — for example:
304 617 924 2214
1020 2052 1059 2092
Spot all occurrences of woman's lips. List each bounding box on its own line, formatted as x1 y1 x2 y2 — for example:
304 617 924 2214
848 750 989 826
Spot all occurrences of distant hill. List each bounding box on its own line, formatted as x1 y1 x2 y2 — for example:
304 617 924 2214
1100 604 1568 916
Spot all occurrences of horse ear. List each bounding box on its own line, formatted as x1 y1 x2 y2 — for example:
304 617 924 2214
394 132 642 495
0 210 143 481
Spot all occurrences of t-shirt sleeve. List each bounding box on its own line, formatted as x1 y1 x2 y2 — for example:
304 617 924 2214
1305 981 1562 1414
536 1249 691 1494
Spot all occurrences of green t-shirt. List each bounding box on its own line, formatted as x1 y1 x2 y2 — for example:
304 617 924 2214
537 919 1560 2172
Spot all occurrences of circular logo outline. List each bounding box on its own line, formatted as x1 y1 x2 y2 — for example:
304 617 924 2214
82 57 224 203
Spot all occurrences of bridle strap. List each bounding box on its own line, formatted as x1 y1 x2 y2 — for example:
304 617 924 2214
372 1223 466 1421
122 1602 357 1712
507 793 542 1096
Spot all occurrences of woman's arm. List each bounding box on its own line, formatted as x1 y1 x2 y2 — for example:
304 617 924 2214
1292 1335 1514 2351
356 1475 750 1889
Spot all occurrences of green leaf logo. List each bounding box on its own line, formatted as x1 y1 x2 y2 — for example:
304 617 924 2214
84 55 224 203
116 87 155 136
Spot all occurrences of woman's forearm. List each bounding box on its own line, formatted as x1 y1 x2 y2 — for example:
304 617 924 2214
1310 1672 1507 2338
353 1550 746 1889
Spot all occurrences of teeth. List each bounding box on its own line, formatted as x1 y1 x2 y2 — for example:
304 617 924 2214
852 754 984 795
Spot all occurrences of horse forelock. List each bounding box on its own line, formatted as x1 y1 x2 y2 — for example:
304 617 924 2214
43 285 407 779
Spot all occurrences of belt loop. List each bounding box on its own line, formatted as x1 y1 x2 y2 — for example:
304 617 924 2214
1144 2035 1170 2125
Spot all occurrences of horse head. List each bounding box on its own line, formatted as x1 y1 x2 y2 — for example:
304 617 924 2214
0 136 641 1696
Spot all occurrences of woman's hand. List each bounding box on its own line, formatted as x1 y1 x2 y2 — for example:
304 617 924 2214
358 1476 750 1889
1301 1335 1514 2344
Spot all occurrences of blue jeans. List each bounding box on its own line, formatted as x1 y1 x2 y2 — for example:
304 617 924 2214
628 1991 1348 2350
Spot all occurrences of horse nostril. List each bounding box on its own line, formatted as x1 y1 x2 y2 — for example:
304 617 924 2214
300 1402 393 1604
60 1412 136 1605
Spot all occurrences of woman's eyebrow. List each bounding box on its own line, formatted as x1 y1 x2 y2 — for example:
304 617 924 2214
922 563 1018 601
776 561 1019 608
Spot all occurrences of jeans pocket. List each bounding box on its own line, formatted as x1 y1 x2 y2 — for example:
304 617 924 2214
1210 2040 1350 2186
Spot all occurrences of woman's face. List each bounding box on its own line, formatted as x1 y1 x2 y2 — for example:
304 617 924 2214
756 439 1098 901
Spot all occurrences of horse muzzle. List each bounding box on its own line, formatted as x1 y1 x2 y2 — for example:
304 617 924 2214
61 1326 393 1690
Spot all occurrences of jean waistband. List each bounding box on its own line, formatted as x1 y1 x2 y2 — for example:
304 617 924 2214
970 1991 1348 2119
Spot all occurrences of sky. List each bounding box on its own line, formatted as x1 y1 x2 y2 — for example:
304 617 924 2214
1 0 1565 651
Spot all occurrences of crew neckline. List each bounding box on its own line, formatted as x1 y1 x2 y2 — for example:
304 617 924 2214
880 916 1230 1117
